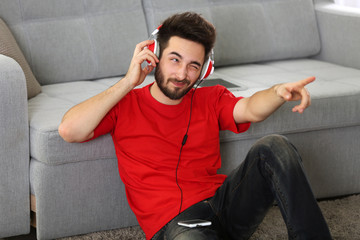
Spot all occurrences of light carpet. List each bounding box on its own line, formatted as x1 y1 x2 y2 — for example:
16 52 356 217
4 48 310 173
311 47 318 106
59 194 360 240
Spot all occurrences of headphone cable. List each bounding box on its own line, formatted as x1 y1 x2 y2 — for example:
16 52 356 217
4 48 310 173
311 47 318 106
175 79 204 214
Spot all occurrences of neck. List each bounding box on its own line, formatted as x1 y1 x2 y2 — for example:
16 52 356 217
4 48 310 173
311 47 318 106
150 82 183 105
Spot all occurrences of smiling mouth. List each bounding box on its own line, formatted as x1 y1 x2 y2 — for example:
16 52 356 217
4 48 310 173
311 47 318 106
169 79 190 88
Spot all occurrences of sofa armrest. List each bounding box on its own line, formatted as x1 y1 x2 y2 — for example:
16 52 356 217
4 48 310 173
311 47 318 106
0 54 30 237
313 0 360 69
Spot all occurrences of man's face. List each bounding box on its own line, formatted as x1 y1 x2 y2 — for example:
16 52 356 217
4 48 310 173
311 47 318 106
154 36 205 101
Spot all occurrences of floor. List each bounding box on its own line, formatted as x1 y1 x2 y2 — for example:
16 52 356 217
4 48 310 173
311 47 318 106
1 227 37 240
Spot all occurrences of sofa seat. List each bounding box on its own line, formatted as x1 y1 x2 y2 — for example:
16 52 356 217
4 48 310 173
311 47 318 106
28 58 360 167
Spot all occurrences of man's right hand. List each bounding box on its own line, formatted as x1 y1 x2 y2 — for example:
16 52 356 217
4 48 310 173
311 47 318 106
124 40 159 88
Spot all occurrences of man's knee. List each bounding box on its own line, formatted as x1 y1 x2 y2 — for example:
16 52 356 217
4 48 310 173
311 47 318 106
252 134 302 170
256 134 290 148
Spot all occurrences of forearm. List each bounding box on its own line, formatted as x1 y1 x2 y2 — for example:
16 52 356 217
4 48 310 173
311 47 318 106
250 85 286 122
58 78 133 142
234 77 314 124
235 85 285 123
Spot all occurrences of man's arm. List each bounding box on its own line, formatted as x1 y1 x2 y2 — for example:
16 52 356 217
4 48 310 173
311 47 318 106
234 77 315 124
58 40 159 143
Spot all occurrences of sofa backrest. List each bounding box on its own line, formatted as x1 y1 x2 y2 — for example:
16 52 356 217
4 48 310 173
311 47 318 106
0 0 148 85
0 0 321 85
143 0 321 67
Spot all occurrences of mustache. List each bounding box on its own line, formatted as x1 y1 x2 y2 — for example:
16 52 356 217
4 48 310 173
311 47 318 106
168 78 191 85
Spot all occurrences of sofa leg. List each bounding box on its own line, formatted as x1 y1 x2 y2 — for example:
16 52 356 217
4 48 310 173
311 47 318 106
30 194 37 228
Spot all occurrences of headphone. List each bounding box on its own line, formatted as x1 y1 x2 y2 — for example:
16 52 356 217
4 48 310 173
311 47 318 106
147 26 214 81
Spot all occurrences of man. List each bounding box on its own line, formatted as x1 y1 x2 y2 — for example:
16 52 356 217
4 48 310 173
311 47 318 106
59 12 331 240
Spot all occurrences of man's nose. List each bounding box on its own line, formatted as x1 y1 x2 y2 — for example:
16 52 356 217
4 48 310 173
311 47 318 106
176 64 187 80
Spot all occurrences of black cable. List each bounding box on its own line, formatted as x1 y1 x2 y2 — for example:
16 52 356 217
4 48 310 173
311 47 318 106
175 79 204 214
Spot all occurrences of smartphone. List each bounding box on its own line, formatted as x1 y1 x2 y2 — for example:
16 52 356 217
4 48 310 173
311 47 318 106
178 219 212 228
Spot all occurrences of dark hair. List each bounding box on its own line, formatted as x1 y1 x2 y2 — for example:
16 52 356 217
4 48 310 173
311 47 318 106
157 12 216 60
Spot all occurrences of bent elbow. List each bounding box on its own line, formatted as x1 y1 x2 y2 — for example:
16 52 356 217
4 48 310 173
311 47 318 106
58 122 78 143
58 123 72 142
58 122 93 143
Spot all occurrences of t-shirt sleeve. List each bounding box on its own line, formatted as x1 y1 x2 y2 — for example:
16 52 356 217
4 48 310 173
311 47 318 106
215 86 251 134
86 104 118 141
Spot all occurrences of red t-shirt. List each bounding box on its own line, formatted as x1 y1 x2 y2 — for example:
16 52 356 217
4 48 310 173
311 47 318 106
91 83 250 239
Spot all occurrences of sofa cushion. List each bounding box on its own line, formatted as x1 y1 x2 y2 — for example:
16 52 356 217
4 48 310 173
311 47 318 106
215 59 360 142
28 59 360 165
28 78 119 165
0 18 41 99
0 0 148 85
143 0 321 66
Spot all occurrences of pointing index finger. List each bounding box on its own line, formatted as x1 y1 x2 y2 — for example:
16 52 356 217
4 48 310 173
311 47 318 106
300 76 316 87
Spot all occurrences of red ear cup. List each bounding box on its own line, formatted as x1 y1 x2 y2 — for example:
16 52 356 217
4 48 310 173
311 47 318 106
146 39 159 64
199 57 214 80
148 42 155 53
203 59 214 80
148 26 161 57
146 26 161 64
150 39 159 58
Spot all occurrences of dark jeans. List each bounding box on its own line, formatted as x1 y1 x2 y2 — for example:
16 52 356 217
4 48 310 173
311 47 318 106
152 135 332 240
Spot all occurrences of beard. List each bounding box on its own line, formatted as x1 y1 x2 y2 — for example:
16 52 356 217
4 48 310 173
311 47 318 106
154 64 196 100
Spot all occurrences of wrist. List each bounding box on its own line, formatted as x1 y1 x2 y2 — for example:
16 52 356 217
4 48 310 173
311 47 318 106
273 84 287 103
116 76 135 90
105 77 134 98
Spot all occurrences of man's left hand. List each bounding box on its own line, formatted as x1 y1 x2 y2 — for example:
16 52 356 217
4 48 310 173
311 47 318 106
275 76 315 114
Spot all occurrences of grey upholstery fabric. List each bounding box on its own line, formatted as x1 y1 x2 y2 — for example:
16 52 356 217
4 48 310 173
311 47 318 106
0 0 148 85
28 78 118 165
0 18 41 99
314 1 360 69
143 0 212 32
219 126 360 199
30 157 138 240
0 55 30 238
143 0 321 66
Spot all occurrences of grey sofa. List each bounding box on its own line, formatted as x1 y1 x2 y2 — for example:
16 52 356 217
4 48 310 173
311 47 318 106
1 0 359 239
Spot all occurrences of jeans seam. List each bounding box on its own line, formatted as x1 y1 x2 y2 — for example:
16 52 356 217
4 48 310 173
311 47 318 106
264 161 297 238
208 199 220 218
231 157 259 194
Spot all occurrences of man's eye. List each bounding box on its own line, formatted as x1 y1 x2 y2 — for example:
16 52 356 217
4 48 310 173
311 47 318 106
171 58 179 62
190 65 199 70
